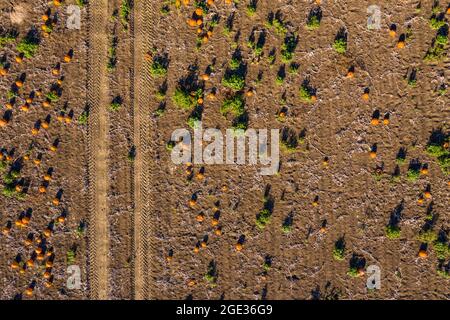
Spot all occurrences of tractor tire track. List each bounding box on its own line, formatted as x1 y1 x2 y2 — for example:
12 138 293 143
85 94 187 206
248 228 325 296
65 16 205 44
131 0 155 300
86 0 110 300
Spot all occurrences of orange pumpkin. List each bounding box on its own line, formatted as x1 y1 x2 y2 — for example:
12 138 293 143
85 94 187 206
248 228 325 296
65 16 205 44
53 198 60 206
362 92 370 101
397 41 405 49
196 214 204 222
214 227 222 236
418 249 427 258
39 185 47 193
24 287 33 296
195 8 203 16
15 56 23 64
424 191 431 199
43 228 52 238
211 218 219 226
235 243 243 251
31 128 39 135
0 119 8 127
370 118 379 126
369 151 377 159
26 259 34 268
11 261 19 269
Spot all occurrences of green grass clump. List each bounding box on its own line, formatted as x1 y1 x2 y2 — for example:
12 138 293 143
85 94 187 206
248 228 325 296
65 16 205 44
281 35 297 63
417 230 437 244
78 111 88 125
347 267 359 277
333 38 347 54
66 250 76 264
17 38 39 58
120 0 131 29
246 2 257 17
406 168 420 182
299 84 314 102
109 101 122 112
172 88 201 110
332 245 345 261
76 0 88 8
426 141 449 175
433 241 450 260
256 208 272 229
385 225 401 239
222 73 245 91
150 59 168 77
429 17 446 30
306 15 320 30
0 34 17 47
2 185 16 198
220 95 244 117
46 92 59 103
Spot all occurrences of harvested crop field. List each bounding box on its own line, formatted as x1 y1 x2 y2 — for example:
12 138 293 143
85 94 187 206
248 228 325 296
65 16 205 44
0 0 449 300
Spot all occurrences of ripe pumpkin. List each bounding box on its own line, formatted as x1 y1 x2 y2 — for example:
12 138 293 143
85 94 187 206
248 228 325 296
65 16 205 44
15 185 23 192
188 199 197 207
57 215 65 223
44 174 52 181
196 214 204 222
214 227 222 236
53 198 60 206
362 92 370 101
420 168 428 175
26 259 34 267
346 70 354 78
42 100 50 108
0 67 8 76
211 218 219 226
187 19 197 27
369 151 377 159
196 172 204 180
235 243 243 251
35 247 43 254
33 158 42 165
53 0 61 7
15 56 23 63
0 119 8 127
15 80 23 87
44 280 53 288
37 253 45 261
383 118 390 125
418 249 427 258
5 102 13 110
397 41 405 49
201 74 209 81
193 246 200 254
21 216 30 225
424 191 431 199
50 145 58 152
19 265 26 274
46 260 53 268
39 185 47 193
195 8 203 16
200 241 207 248
370 118 379 126
43 270 52 279
2 225 10 235
11 261 19 269
417 196 424 205
31 128 39 135
24 287 33 296
42 14 49 22
43 228 52 238
64 54 72 63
